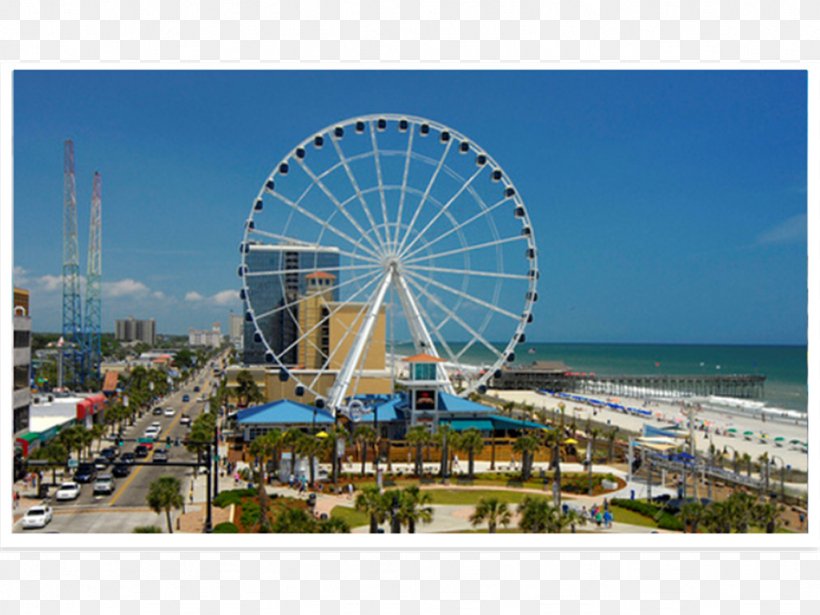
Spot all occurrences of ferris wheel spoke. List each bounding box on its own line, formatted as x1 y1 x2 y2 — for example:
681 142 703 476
395 139 454 256
401 268 521 321
398 165 485 259
307 282 380 392
403 264 530 281
276 271 385 360
329 136 388 249
403 275 506 362
406 283 462 371
403 235 527 266
350 295 382 400
368 121 391 253
294 158 385 257
393 126 415 252
245 263 380 278
401 196 514 262
248 228 381 265
270 191 382 261
252 268 382 321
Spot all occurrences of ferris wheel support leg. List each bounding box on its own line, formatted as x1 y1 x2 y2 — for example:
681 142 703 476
328 270 394 414
393 271 456 396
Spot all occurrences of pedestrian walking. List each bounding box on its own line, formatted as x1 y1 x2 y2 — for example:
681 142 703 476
603 510 613 528
13 491 19 509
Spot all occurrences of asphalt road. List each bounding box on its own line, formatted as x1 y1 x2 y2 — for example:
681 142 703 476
15 354 227 533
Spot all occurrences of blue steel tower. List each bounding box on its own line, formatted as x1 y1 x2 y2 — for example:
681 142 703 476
61 140 84 388
84 171 102 382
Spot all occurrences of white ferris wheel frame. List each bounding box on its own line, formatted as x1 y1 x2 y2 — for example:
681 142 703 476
239 114 539 416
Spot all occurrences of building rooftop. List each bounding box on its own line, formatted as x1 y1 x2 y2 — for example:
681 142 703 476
306 271 337 280
236 399 335 425
402 353 447 364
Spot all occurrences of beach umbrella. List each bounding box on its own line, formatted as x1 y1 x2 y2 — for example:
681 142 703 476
315 431 329 438
727 428 738 433
789 439 801 445
774 436 785 442
743 431 754 436
563 438 578 445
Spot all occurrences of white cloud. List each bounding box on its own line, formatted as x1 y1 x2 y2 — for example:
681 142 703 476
185 289 239 306
38 274 63 292
757 214 807 245
211 289 239 306
103 278 150 298
152 290 167 300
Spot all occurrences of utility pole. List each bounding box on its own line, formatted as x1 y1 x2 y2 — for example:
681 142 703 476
681 403 701 500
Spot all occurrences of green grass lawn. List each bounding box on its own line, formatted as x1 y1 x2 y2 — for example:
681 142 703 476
608 505 659 529
423 489 539 506
330 506 369 528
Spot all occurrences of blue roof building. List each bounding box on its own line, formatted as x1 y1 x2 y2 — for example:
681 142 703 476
236 399 334 441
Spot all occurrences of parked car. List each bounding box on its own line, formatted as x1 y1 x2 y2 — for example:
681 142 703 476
112 463 131 478
152 407 164 416
134 445 150 459
152 450 168 463
163 407 175 417
120 452 136 464
55 482 81 501
73 463 97 483
182 394 190 402
93 456 110 470
21 505 53 529
93 474 116 495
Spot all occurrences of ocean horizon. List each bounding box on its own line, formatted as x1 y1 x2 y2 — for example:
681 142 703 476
391 341 808 413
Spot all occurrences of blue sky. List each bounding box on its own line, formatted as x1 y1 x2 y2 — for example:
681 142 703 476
13 70 807 344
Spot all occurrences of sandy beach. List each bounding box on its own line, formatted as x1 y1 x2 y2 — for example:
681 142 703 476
487 389 809 475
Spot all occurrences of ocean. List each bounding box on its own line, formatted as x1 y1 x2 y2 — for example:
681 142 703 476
392 342 808 413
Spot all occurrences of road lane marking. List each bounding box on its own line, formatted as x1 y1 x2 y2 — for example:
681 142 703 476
108 396 189 507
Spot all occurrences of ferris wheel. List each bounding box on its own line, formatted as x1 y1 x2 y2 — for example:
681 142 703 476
239 114 538 413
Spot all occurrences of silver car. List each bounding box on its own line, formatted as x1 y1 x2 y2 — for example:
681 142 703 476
93 474 116 496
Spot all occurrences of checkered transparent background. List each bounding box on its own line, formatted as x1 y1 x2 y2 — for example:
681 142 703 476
2 0 819 611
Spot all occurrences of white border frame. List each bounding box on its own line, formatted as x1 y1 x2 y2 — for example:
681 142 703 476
2 63 816 551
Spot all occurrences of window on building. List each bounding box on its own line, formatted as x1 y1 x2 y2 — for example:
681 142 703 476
413 363 437 381
14 364 30 389
14 330 30 348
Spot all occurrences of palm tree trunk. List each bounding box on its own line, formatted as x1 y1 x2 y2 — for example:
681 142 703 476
386 441 392 472
409 519 415 534
290 446 296 476
370 515 378 533
415 444 422 476
309 454 315 486
491 437 496 471
468 452 474 479
488 521 496 534
361 444 367 476
166 509 173 534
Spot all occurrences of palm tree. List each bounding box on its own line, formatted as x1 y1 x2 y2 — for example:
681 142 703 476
397 486 434 533
512 433 539 481
502 401 515 417
30 441 68 486
296 435 324 486
605 427 619 463
406 425 432 477
726 491 757 533
586 426 601 494
757 453 770 494
542 429 563 507
90 423 107 454
454 428 484 479
325 424 348 485
235 369 264 407
283 428 304 477
701 501 733 533
435 424 454 478
353 425 377 476
517 496 566 533
742 452 753 477
680 501 706 533
355 485 389 533
470 497 512 533
753 499 783 534
249 431 278 485
146 476 184 533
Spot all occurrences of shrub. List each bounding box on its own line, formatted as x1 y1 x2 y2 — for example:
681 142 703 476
133 525 162 533
213 488 256 508
213 522 239 533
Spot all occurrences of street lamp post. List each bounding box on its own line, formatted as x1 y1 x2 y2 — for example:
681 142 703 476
771 454 787 500
373 403 379 476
